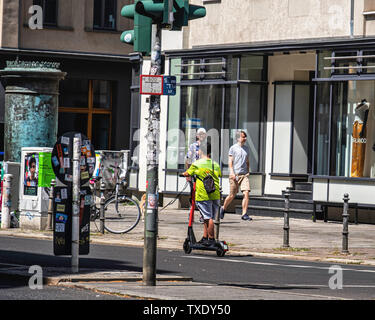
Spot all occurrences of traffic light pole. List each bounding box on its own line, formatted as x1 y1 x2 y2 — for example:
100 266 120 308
143 24 162 286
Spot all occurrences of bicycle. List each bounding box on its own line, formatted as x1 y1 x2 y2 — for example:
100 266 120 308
89 165 141 234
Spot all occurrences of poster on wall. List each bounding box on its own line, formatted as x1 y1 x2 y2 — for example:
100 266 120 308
24 153 39 196
38 152 56 187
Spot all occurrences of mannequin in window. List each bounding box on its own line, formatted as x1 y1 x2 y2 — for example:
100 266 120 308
351 99 369 177
364 100 375 178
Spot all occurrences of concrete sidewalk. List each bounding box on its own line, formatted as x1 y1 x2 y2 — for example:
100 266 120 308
0 209 374 300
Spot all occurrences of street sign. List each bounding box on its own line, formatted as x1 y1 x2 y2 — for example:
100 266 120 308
140 75 176 95
163 76 176 96
140 75 163 95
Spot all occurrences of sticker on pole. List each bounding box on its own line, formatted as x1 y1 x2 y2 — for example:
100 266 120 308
140 75 163 95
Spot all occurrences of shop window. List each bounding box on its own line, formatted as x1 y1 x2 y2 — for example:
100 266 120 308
167 55 266 173
93 0 116 30
315 80 375 178
240 55 264 81
315 82 330 175
238 84 262 172
33 0 58 26
59 79 113 150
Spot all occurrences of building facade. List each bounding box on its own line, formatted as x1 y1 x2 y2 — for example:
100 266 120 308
0 0 139 153
130 0 375 222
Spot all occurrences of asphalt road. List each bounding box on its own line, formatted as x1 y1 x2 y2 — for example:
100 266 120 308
1 235 375 300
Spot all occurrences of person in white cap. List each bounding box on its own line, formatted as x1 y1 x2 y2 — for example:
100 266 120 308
185 128 207 223
185 127 207 167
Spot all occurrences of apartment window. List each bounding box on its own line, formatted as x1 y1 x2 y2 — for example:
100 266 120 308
33 0 58 26
93 0 116 30
59 79 113 150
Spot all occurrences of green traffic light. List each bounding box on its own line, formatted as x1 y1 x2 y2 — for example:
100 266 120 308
120 0 206 55
120 30 134 44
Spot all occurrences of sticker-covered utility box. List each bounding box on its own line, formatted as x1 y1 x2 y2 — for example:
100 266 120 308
19 147 55 230
53 186 91 256
51 132 95 256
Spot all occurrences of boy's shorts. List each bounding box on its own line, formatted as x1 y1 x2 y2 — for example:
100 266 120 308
229 173 250 196
196 200 220 220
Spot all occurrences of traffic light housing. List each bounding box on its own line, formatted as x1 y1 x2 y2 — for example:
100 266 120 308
171 0 206 31
120 0 206 55
121 1 153 55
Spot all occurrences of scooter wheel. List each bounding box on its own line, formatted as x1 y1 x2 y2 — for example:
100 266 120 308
216 247 225 257
183 239 192 254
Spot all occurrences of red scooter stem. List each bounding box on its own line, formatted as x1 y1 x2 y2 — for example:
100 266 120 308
188 181 196 228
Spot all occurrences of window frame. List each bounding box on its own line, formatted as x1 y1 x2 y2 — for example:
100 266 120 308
33 0 58 27
93 0 117 31
59 79 113 149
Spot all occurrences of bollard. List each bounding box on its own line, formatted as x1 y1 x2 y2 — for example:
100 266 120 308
283 191 290 248
99 181 106 234
342 193 350 254
46 179 56 231
1 174 13 229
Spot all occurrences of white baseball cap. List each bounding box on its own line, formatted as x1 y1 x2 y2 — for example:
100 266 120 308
197 128 206 135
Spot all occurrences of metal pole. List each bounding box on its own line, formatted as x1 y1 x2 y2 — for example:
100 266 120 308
72 136 81 273
46 179 56 231
283 191 290 248
143 24 162 286
342 193 350 254
99 180 106 234
1 174 13 229
214 189 222 241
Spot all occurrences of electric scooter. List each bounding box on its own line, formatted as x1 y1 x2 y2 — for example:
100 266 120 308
181 175 229 257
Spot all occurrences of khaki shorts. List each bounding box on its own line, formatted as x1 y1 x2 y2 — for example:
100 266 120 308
229 173 250 196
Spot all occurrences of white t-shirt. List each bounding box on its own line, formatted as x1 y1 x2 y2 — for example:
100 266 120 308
228 143 250 175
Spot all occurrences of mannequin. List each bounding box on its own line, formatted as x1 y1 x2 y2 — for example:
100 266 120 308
364 100 375 178
351 99 369 177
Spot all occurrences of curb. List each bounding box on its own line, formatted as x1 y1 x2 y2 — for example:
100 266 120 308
0 268 193 286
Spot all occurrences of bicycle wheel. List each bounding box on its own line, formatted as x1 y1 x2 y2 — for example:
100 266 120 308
104 196 141 234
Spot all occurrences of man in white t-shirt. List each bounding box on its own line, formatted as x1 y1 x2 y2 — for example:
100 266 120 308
220 130 252 221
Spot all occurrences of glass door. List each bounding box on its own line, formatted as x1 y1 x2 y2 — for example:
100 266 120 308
272 82 313 175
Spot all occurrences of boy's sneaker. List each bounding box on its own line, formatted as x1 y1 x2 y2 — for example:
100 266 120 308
198 237 207 244
241 214 252 221
220 206 225 219
205 238 216 246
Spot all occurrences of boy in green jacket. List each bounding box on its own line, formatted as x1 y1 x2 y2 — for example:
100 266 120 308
182 141 221 246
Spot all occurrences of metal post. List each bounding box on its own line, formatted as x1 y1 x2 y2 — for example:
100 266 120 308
214 188 222 241
342 193 350 254
143 24 162 287
283 191 290 248
99 181 106 234
46 179 56 231
72 137 81 273
1 174 13 229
